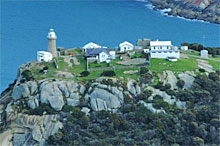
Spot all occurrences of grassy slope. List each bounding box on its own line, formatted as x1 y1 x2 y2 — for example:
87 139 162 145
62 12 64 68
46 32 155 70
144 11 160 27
148 58 199 73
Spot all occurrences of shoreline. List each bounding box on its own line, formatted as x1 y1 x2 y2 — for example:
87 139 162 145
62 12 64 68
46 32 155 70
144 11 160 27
136 0 220 25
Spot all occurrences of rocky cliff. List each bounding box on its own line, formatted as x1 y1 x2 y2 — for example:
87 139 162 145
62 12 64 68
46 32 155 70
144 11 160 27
146 0 220 24
0 61 219 145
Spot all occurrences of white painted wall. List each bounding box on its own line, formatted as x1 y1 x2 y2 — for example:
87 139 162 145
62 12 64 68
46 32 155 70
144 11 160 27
120 44 134 52
150 46 172 50
181 46 188 50
99 52 110 62
37 51 52 62
150 50 180 59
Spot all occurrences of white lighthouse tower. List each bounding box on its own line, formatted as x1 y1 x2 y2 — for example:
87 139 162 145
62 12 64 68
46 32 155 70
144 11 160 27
47 29 57 57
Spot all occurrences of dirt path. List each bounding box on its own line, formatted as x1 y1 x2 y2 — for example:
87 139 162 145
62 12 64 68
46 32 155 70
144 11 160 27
63 56 72 67
72 57 80 65
0 130 13 146
196 59 214 72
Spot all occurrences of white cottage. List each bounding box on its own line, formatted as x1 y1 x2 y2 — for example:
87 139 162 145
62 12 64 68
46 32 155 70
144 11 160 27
87 48 115 63
119 41 134 52
181 46 188 51
150 40 172 50
37 51 52 62
149 40 180 59
200 50 208 58
82 42 102 53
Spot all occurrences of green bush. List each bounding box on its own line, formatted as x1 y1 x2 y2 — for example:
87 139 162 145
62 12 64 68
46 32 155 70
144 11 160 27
27 103 57 115
101 71 116 77
140 67 149 74
21 69 34 81
198 68 206 73
177 79 185 89
80 71 90 77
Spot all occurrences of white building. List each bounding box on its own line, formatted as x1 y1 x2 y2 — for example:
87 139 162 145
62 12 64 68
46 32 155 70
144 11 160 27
119 41 134 52
150 50 180 59
201 50 208 58
48 29 57 57
109 51 116 59
149 40 180 59
150 40 172 50
181 46 188 51
37 51 52 62
87 48 115 63
82 42 102 53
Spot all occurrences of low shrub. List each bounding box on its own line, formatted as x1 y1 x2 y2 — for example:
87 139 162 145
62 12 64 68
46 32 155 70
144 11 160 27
198 68 206 73
80 71 90 77
101 71 116 77
177 79 185 89
22 69 34 81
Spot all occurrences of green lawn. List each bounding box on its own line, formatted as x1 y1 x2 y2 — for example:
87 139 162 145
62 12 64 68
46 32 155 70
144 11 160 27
148 58 199 73
182 50 200 56
207 60 220 71
89 62 108 68
67 48 82 55
77 67 140 81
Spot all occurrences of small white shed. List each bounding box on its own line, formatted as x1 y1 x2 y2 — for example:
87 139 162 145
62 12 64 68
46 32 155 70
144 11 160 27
200 50 208 58
109 51 116 59
181 46 188 51
37 51 52 62
119 41 134 52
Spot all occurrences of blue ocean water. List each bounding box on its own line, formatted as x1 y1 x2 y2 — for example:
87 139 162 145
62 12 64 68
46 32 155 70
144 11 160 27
1 0 219 92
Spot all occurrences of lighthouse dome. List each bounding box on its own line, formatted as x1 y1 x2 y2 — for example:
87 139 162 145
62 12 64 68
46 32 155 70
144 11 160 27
47 29 57 39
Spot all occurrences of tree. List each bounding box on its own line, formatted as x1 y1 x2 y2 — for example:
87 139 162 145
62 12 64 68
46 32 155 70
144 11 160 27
140 67 149 74
177 79 185 89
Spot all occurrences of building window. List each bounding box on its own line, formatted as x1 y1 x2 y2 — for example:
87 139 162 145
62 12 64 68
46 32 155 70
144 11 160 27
167 46 169 49
160 46 162 49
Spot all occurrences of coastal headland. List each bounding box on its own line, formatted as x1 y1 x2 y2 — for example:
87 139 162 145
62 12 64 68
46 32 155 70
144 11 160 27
145 0 220 24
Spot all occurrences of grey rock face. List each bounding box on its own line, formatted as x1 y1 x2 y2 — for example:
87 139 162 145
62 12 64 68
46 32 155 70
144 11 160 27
13 133 26 146
66 81 78 92
80 85 86 94
176 100 186 109
26 81 38 95
138 100 166 114
81 107 90 115
89 88 122 111
27 96 39 109
178 74 195 89
90 98 108 111
12 84 30 100
48 95 64 111
135 84 141 95
127 80 137 96
40 82 64 111
69 92 80 99
147 86 176 105
55 81 69 97
67 99 80 107
166 71 177 89
111 87 124 104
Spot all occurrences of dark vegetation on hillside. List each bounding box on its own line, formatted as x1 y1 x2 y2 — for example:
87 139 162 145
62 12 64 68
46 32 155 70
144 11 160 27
181 42 220 57
47 71 220 146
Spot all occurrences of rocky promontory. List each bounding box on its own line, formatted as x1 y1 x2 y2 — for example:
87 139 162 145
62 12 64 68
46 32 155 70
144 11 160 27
146 0 220 24
0 61 219 145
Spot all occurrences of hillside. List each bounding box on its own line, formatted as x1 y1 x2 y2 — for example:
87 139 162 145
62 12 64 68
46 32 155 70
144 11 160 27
146 0 220 24
0 55 220 145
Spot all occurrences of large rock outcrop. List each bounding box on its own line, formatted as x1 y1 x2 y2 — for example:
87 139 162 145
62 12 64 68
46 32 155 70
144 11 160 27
89 88 124 111
40 81 65 111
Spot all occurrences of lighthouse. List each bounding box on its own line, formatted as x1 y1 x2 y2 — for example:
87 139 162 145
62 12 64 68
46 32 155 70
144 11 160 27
47 29 57 57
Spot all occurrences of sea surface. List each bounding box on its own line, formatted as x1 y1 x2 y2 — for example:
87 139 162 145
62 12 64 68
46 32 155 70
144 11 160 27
1 0 220 92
